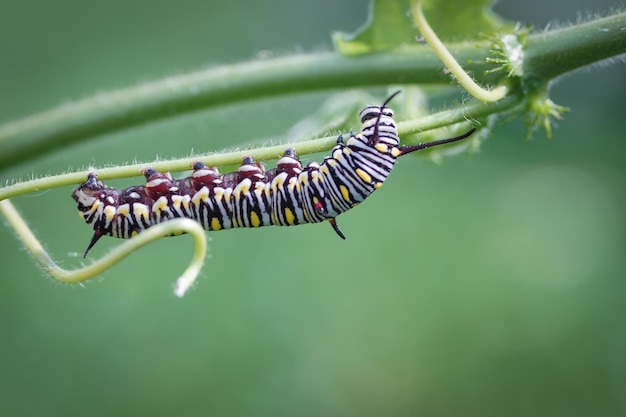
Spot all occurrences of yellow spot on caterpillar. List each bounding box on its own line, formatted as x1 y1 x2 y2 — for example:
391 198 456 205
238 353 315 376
86 200 102 215
327 159 339 168
131 231 138 237
171 195 187 210
339 185 351 202
343 147 352 155
374 182 383 189
134 204 149 222
272 174 286 193
391 147 401 157
152 196 169 214
222 188 233 203
250 211 261 227
104 205 116 221
214 188 224 202
192 187 210 206
233 179 251 199
355 168 372 184
116 204 130 217
375 143 388 153
284 207 295 225
288 177 299 192
320 165 330 175
211 217 221 231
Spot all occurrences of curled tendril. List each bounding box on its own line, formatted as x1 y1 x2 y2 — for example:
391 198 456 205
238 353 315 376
411 0 509 103
0 199 207 297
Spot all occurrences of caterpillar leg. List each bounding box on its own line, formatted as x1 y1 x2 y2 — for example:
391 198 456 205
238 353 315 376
368 90 401 146
312 196 346 239
328 218 346 240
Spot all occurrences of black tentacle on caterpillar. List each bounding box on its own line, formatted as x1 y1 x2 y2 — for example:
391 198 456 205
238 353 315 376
72 92 476 257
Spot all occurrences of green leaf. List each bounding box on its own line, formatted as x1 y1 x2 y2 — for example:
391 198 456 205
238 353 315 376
333 1 418 55
334 0 508 55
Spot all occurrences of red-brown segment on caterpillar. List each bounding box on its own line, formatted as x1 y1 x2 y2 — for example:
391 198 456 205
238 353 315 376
72 91 475 257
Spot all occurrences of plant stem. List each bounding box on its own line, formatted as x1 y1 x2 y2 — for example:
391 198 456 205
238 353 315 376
0 12 624 172
0 94 522 201
0 51 467 171
524 12 626 81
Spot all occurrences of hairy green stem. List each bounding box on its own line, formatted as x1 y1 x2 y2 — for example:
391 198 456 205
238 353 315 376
0 94 521 201
525 12 626 81
0 51 472 170
2 11 623 171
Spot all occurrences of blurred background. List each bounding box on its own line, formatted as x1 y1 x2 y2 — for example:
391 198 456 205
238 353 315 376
1 0 624 416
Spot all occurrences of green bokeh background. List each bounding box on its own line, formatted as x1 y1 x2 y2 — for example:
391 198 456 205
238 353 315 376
1 1 625 416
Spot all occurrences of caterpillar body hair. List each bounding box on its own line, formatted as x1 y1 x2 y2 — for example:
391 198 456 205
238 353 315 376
72 92 475 257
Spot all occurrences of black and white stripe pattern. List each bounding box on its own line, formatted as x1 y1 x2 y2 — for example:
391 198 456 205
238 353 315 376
72 92 474 257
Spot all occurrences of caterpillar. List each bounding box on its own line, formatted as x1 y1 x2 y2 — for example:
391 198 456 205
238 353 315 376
72 92 475 257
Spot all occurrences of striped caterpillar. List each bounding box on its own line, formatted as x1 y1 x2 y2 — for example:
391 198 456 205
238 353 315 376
72 92 475 257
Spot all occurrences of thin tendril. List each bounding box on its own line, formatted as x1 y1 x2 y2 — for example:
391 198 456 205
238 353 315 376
0 199 207 297
411 0 508 103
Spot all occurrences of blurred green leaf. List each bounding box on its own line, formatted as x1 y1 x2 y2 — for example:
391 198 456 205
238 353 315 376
333 0 508 55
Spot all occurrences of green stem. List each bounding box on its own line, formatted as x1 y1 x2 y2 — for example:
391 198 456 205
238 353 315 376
0 94 522 201
1 10 623 171
524 12 626 81
0 51 472 171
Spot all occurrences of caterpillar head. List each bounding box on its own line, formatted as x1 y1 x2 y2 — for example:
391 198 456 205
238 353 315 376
364 91 477 156
360 91 400 149
72 173 121 258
